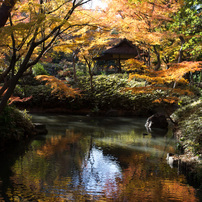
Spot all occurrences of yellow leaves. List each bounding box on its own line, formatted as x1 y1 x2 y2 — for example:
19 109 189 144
126 59 147 71
129 73 150 81
128 61 202 85
153 97 179 104
124 84 194 104
35 75 81 99
53 44 73 54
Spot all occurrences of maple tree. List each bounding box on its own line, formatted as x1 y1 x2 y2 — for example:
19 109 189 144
77 32 112 90
50 11 114 89
35 75 81 98
124 59 201 106
0 0 201 114
96 0 202 108
0 0 93 113
101 0 201 69
100 0 181 68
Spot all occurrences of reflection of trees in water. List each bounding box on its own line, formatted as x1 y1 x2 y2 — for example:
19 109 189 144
3 126 198 201
0 140 33 201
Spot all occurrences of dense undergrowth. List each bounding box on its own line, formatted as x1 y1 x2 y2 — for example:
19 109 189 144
0 106 35 150
172 97 202 156
14 73 174 116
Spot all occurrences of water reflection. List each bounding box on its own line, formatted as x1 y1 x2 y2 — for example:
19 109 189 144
0 115 199 201
75 147 121 195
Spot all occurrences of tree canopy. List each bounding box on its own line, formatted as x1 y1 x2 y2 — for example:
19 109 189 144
0 0 201 113
0 0 93 113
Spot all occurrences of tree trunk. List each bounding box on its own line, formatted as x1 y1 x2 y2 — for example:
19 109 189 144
0 73 20 113
84 56 93 91
178 36 185 63
173 36 185 88
0 41 36 113
153 45 161 70
117 56 122 73
0 0 16 28
72 52 77 82
162 56 170 69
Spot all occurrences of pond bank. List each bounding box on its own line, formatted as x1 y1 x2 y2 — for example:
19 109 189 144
170 99 202 194
0 107 47 152
24 107 149 117
171 99 202 165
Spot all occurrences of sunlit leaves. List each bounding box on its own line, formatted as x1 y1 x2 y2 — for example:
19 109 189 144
8 95 33 105
128 60 202 84
35 75 81 98
124 60 201 104
102 0 181 45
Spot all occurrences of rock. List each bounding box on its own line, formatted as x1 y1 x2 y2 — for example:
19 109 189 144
166 153 180 168
34 123 48 135
145 113 168 129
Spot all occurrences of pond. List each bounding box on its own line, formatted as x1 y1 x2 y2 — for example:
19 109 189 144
0 114 200 201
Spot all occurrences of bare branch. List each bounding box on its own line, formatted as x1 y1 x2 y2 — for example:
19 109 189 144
46 0 72 14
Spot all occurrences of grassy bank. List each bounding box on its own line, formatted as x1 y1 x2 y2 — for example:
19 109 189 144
172 98 202 157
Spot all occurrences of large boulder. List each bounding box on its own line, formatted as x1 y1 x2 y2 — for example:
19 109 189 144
145 113 168 129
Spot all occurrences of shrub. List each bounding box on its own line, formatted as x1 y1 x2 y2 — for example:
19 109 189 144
0 106 34 144
33 63 49 76
172 99 202 155
76 74 157 114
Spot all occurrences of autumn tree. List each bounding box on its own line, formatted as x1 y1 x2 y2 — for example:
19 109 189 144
124 59 201 119
50 9 113 90
95 0 202 116
101 0 182 68
0 0 92 113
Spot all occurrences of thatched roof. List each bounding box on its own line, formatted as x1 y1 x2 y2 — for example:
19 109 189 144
93 55 114 61
93 38 147 61
103 38 139 56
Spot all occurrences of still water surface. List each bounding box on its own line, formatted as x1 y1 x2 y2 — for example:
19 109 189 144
0 115 200 201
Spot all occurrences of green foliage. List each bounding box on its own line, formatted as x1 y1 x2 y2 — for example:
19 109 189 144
169 0 202 61
172 98 201 121
32 63 49 76
13 74 178 115
77 74 158 114
0 106 34 143
172 99 202 154
21 85 54 107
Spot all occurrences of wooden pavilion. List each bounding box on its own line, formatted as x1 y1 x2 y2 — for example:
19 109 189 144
93 38 147 72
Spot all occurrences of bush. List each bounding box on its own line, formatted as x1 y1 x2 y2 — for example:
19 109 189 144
33 63 49 76
0 106 34 145
76 74 157 114
172 99 202 155
14 73 176 115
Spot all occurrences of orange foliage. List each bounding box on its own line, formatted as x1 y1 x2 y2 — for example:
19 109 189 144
102 0 181 44
124 60 201 104
8 95 33 105
0 86 32 105
128 60 202 84
35 75 81 99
